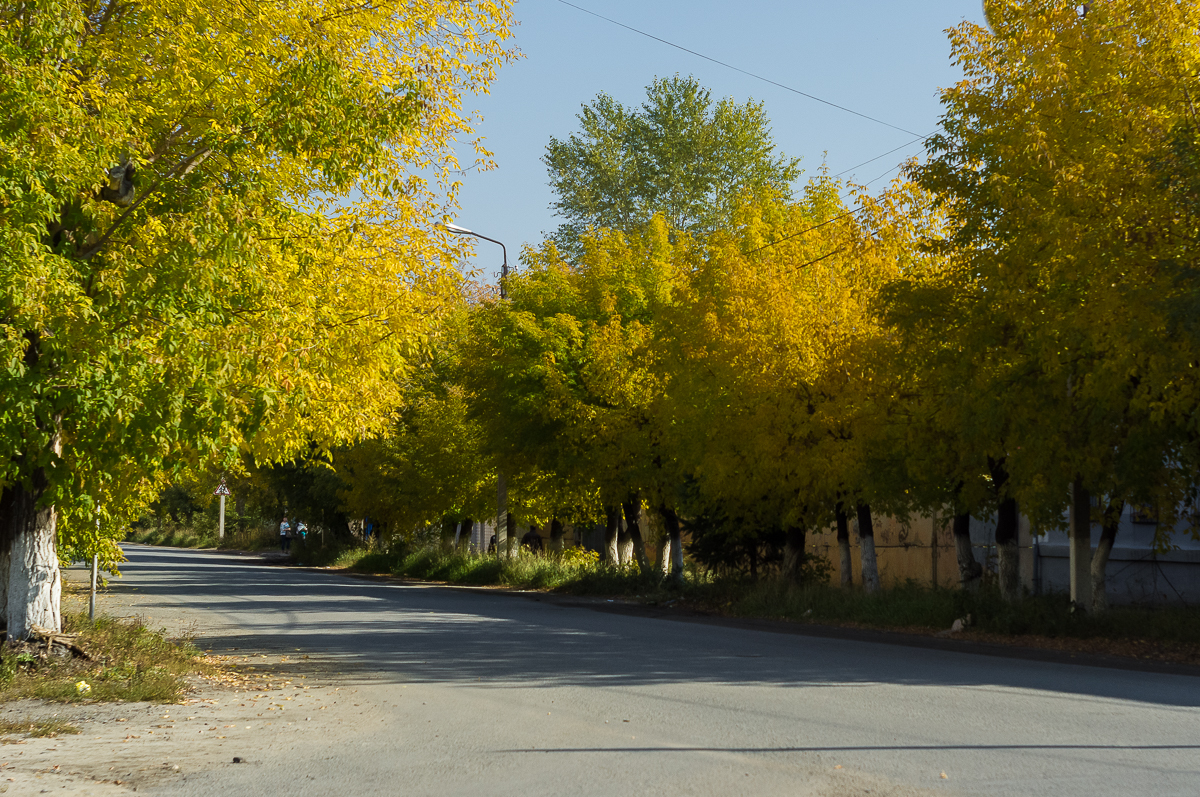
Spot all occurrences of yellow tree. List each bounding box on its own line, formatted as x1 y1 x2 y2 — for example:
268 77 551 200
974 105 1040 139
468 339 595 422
0 1 515 636
654 175 939 590
905 0 1200 607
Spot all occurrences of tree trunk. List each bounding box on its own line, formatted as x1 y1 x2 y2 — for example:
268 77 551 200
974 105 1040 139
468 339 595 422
440 516 457 550
995 497 1021 603
655 535 671 576
836 503 853 587
505 512 518 559
0 481 62 639
658 506 684 584
0 417 63 639
549 518 565 554
1091 499 1122 614
1069 479 1093 610
618 535 633 567
783 525 807 584
0 487 12 627
458 518 474 551
623 499 651 572
953 512 982 591
603 505 620 566
856 503 880 593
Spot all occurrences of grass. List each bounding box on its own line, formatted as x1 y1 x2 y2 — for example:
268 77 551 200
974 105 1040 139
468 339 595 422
293 542 1200 661
0 612 211 703
126 527 220 549
293 542 675 592
125 523 281 552
0 718 80 740
727 578 1200 645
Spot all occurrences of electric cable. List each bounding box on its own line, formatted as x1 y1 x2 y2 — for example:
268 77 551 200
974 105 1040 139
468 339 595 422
554 0 923 137
833 133 934 178
743 163 912 256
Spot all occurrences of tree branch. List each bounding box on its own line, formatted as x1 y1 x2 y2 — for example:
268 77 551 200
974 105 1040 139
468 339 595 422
78 146 212 261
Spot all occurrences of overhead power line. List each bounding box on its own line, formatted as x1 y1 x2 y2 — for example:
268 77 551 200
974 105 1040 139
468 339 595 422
833 133 933 178
745 208 860 255
745 160 912 255
554 0 923 138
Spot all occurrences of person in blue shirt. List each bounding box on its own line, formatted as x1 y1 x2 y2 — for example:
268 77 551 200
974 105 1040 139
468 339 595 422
279 516 293 553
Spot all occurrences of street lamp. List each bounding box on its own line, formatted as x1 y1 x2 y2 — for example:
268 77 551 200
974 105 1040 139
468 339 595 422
443 222 508 299
442 222 510 559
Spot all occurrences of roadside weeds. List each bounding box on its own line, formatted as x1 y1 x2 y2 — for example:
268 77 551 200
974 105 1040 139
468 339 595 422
292 544 1200 671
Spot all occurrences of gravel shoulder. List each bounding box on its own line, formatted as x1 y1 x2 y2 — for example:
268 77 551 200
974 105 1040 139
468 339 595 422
0 564 367 795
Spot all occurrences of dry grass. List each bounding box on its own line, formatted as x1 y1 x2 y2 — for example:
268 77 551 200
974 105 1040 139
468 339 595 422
0 612 212 704
0 718 80 740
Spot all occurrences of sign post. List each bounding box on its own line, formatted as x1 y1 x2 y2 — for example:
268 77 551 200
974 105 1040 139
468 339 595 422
214 477 231 542
90 516 99 623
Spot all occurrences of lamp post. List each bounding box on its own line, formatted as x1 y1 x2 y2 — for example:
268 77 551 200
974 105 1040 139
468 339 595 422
444 222 508 299
443 222 510 558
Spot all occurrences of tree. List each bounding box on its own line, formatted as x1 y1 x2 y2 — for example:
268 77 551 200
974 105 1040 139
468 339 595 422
457 221 686 570
651 175 940 590
338 314 497 541
0 1 514 636
544 75 800 254
904 0 1200 607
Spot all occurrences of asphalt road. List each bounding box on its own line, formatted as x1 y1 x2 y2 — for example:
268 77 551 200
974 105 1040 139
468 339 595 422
107 545 1200 796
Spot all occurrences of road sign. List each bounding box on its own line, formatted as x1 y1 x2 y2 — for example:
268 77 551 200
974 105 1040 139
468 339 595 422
214 477 230 542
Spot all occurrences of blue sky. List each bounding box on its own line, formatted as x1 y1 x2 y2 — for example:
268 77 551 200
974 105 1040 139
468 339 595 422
449 0 985 280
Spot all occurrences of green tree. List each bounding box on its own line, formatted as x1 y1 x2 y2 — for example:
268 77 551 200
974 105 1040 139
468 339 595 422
544 75 800 254
458 223 685 569
0 0 514 637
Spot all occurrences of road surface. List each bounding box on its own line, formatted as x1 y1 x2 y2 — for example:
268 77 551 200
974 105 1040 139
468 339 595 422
81 545 1200 795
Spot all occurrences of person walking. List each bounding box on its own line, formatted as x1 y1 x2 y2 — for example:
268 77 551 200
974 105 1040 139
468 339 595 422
280 516 293 553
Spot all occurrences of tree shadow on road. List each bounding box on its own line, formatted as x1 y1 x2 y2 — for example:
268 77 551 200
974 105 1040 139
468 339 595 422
93 547 1200 711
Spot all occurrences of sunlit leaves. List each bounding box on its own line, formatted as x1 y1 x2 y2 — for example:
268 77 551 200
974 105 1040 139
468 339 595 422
0 0 516 549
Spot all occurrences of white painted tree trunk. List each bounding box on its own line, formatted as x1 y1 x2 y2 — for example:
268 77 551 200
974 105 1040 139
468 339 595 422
0 544 9 624
656 537 671 576
954 532 981 592
1089 500 1123 614
669 529 684 581
616 511 632 567
858 535 880 593
604 507 620 566
997 541 1020 602
618 534 633 568
856 505 880 593
8 500 61 639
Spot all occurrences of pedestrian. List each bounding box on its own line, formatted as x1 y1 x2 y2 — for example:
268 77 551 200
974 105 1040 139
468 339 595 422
296 520 308 541
280 515 292 553
521 528 544 553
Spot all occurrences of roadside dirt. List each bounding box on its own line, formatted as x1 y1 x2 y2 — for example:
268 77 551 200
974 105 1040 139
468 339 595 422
0 568 366 795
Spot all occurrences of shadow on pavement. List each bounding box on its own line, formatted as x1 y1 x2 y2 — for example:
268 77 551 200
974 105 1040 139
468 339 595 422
95 545 1200 710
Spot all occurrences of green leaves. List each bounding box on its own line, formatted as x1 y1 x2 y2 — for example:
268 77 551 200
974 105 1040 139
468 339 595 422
0 0 516 542
544 75 800 256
